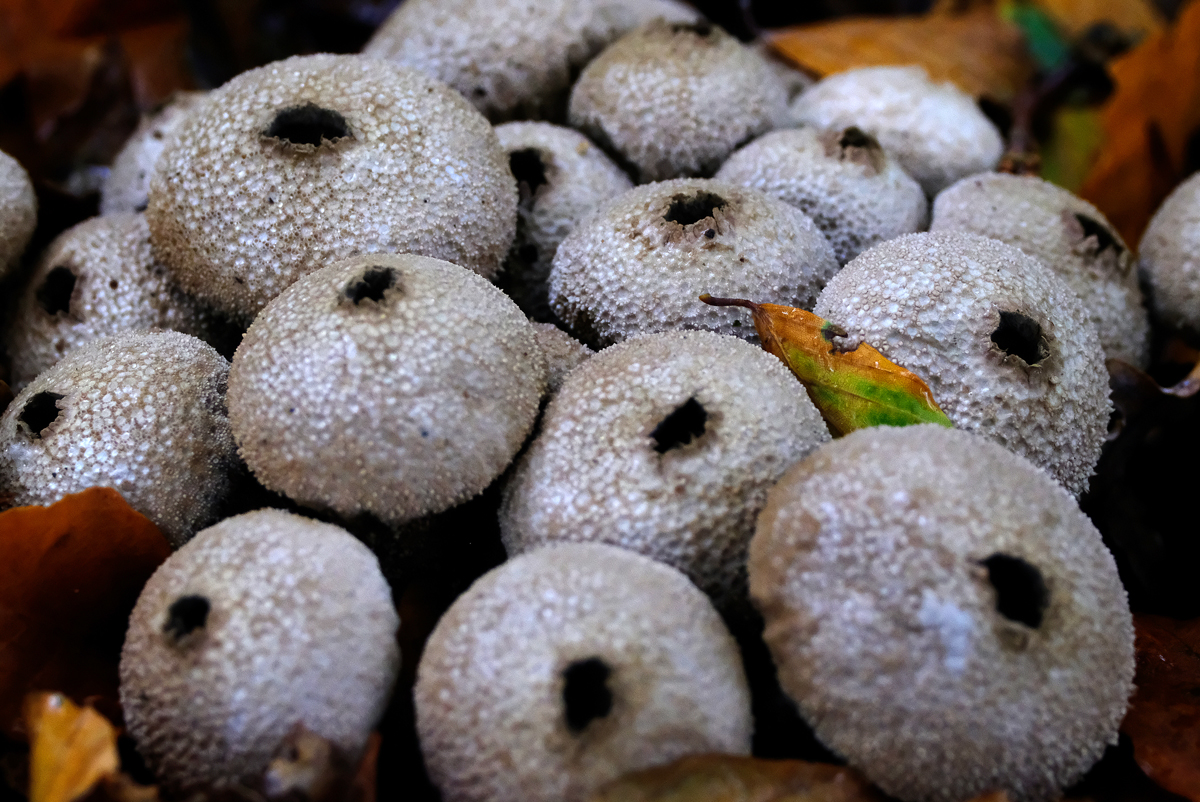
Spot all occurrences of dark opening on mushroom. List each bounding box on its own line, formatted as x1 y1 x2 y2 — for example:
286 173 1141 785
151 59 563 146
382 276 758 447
651 397 707 453
37 266 76 316
345 267 397 305
981 553 1048 628
665 192 727 227
1074 214 1121 255
991 311 1048 365
265 103 352 147
163 595 211 641
672 20 713 36
510 148 549 201
562 657 613 733
19 392 64 438
838 127 875 150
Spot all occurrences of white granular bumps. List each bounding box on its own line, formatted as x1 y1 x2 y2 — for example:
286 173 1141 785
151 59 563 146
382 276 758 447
148 54 517 321
364 0 698 122
228 253 546 527
792 66 1004 196
568 20 790 183
550 178 838 347
1139 171 1200 331
715 126 928 265
0 331 236 546
4 214 217 390
501 330 830 610
120 509 400 794
415 542 752 802
749 425 1134 802
531 322 593 394
932 172 1149 366
814 232 1110 496
0 149 36 282
495 122 633 321
100 91 207 216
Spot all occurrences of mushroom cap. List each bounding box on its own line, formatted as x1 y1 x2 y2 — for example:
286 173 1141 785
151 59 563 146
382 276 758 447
501 330 830 610
568 19 789 183
363 0 698 122
228 253 547 526
0 148 36 282
549 178 838 348
495 122 633 321
715 126 928 265
749 424 1134 802
791 66 1003 196
0 330 237 546
415 542 752 802
147 53 516 321
101 91 207 216
4 213 219 390
120 509 400 794
1139 171 1200 331
813 231 1109 496
530 322 593 395
932 172 1149 366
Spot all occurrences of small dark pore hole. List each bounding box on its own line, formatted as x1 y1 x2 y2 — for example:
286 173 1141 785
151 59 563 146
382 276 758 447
509 148 548 200
265 103 351 147
563 657 612 733
163 595 210 640
673 20 713 36
651 397 707 453
1074 213 1121 255
991 311 1048 365
37 266 76 316
19 392 64 437
345 267 397 304
838 126 874 149
981 553 1049 628
664 191 727 226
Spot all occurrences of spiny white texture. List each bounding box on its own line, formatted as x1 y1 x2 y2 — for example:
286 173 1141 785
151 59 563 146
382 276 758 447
120 509 399 793
228 253 547 526
716 126 928 265
147 54 516 321
1139 171 1200 330
550 179 838 347
501 330 830 610
415 543 752 802
568 20 790 182
364 0 698 121
0 331 236 547
814 232 1109 496
101 91 207 216
0 149 36 282
932 172 1149 366
791 66 1003 196
5 214 218 390
496 122 633 321
531 322 593 394
750 425 1134 802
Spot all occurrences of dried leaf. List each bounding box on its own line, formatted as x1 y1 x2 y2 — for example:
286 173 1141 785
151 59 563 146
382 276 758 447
766 7 1034 101
24 692 119 802
1079 0 1200 247
262 725 381 802
0 488 171 736
1039 107 1105 193
700 296 953 436
1030 0 1164 39
1122 615 1200 801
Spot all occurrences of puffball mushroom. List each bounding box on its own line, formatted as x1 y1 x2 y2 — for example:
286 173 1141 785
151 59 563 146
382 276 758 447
120 509 400 794
750 424 1134 802
415 542 752 802
814 232 1110 496
1139 171 1200 332
0 148 36 282
228 253 546 527
791 66 1003 196
530 322 593 395
0 331 237 547
147 53 517 322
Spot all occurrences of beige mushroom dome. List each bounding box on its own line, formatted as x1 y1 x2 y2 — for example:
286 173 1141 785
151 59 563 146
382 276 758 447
1139 171 1200 332
101 91 207 216
0 148 36 283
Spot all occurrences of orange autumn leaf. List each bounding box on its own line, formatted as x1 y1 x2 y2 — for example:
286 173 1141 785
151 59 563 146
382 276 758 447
1032 0 1164 39
24 692 119 802
1121 615 1200 802
1079 0 1200 247
0 488 170 736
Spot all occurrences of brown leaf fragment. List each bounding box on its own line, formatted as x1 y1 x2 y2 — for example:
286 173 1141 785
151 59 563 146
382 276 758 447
24 692 119 802
1035 0 1164 39
1122 615 1200 801
262 725 379 802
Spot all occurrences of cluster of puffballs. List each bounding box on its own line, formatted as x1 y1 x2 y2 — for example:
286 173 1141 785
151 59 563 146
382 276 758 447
6 0 1200 799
